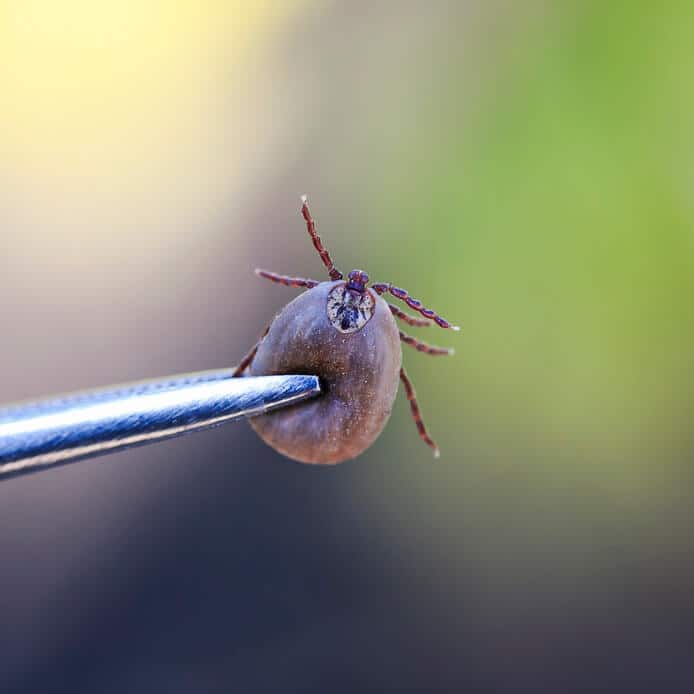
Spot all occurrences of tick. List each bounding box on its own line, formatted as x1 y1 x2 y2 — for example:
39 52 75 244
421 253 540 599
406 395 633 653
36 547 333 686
233 196 459 464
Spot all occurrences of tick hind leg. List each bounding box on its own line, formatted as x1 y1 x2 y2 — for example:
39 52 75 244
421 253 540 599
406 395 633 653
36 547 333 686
399 330 454 356
399 366 440 458
388 303 433 327
255 269 320 289
232 324 271 377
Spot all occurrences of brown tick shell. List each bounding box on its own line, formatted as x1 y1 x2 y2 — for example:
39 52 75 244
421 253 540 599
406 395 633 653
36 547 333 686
249 280 402 464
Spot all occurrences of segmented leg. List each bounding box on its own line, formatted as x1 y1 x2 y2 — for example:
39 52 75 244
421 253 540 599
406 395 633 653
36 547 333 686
389 303 432 327
399 366 440 458
399 330 454 356
372 282 460 330
301 195 343 281
232 324 271 377
255 269 319 289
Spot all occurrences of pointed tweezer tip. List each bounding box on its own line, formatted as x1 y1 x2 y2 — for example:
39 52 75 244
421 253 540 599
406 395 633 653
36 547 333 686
0 371 322 480
260 374 322 412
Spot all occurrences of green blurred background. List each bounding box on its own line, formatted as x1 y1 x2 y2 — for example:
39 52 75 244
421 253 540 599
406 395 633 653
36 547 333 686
2 1 693 691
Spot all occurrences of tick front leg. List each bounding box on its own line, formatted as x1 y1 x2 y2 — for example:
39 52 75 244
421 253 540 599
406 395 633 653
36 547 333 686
372 283 460 330
255 269 320 289
399 366 440 458
399 330 454 356
300 195 343 281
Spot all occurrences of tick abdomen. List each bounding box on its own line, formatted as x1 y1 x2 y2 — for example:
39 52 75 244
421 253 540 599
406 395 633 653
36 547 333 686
249 280 402 464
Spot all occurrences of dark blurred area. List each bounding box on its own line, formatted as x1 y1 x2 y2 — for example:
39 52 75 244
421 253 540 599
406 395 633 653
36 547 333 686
2 1 694 692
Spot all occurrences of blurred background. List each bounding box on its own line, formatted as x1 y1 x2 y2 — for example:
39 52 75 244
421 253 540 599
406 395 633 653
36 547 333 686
1 1 693 691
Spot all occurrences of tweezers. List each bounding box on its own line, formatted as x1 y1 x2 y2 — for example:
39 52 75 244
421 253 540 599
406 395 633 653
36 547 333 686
0 369 321 480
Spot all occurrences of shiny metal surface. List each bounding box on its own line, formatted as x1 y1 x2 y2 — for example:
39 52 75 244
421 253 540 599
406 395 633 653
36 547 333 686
0 370 321 480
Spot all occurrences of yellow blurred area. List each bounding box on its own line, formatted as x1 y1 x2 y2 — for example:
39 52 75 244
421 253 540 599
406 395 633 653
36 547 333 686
2 1 303 156
1 0 309 252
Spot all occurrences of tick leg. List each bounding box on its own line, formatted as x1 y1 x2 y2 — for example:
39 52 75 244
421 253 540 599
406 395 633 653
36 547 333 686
399 366 440 458
372 283 460 331
301 195 343 281
399 330 454 356
389 303 433 327
232 324 271 377
255 269 320 289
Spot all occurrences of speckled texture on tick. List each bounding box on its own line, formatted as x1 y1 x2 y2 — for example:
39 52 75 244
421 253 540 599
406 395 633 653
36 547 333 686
326 284 375 333
249 280 402 464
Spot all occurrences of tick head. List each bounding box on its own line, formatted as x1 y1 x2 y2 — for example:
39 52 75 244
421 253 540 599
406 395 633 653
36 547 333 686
346 269 369 293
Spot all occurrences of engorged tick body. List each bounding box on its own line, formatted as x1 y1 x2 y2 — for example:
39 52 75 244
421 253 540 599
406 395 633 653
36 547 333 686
233 196 459 464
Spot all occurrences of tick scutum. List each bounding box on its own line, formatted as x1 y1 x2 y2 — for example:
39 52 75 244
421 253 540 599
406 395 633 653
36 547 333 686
326 283 375 334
